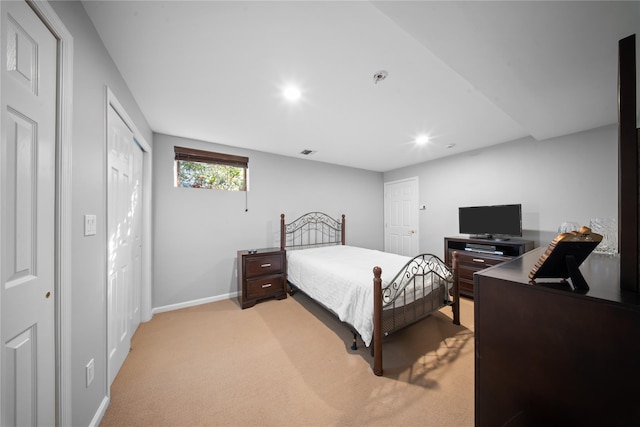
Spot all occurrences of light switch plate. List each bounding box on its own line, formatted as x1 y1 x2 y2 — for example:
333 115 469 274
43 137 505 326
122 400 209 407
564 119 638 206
84 215 97 236
86 358 94 387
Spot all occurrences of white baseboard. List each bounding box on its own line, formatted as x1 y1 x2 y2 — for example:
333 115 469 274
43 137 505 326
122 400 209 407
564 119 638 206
89 395 110 427
151 292 240 315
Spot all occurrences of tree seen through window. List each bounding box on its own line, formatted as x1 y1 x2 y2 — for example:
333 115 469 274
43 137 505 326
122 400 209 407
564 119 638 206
174 146 248 191
178 160 245 190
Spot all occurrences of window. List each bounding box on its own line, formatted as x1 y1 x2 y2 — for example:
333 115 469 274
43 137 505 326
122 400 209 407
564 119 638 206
174 146 248 191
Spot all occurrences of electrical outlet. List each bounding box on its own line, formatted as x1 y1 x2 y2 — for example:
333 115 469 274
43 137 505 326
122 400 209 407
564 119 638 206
84 214 96 236
86 359 95 387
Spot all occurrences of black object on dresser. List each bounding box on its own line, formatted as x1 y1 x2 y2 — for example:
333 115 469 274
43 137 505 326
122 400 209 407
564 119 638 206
475 248 640 426
237 248 286 309
444 236 534 298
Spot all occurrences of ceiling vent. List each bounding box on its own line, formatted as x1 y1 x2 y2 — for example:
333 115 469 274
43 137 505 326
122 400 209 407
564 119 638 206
300 149 316 156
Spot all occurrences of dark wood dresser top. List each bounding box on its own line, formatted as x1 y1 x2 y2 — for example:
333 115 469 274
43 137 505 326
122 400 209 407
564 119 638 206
478 246 640 308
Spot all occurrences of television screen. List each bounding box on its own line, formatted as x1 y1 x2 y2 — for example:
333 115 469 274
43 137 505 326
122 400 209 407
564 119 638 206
458 204 522 238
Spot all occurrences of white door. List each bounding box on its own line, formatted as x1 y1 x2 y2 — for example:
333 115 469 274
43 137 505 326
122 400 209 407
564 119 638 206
1 0 57 425
107 105 134 385
384 178 419 256
130 141 143 334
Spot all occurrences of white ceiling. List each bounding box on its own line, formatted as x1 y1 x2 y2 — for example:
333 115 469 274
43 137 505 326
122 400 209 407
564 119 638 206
83 1 639 172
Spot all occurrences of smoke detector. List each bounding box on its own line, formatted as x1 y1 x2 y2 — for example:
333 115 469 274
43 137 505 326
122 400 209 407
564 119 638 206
373 70 388 84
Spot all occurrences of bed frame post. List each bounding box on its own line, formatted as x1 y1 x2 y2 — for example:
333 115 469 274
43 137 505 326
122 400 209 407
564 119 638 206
373 266 383 376
452 251 461 325
341 214 346 245
280 214 285 249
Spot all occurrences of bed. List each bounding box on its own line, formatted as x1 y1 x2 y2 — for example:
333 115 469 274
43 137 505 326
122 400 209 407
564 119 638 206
280 212 460 376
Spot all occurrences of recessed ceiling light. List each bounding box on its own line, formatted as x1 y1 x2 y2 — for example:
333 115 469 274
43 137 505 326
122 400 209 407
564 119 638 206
415 135 430 145
283 86 301 101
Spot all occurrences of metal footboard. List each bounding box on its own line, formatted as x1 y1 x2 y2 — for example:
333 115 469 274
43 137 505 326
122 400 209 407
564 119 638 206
373 254 458 376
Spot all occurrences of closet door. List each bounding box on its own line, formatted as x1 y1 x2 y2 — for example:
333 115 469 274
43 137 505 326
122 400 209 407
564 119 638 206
107 105 134 386
1 0 57 424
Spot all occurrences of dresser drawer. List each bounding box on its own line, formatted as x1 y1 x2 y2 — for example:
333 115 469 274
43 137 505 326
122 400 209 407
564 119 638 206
457 252 509 269
459 278 474 295
246 275 285 299
245 254 284 278
456 252 511 287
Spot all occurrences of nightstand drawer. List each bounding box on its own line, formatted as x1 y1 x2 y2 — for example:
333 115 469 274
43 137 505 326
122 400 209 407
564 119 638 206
246 275 285 299
245 254 284 278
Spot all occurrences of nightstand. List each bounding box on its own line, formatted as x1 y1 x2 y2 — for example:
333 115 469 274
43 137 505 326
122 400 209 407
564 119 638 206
237 247 286 309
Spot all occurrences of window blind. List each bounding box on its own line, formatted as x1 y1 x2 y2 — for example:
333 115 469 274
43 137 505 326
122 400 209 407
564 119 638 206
174 146 248 168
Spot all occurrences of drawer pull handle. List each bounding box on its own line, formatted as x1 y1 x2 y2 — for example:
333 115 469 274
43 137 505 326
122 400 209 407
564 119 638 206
473 258 485 263
261 263 272 268
262 283 272 288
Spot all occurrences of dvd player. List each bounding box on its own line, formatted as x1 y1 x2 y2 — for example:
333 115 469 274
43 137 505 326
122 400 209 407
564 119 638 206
464 248 505 255
466 243 497 252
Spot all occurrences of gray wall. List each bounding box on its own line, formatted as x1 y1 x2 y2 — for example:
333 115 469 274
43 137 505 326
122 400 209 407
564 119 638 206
152 133 384 309
384 124 618 257
48 2 152 426
38 2 631 425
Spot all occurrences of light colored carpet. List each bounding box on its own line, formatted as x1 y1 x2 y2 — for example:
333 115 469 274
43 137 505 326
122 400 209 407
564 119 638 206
100 294 475 427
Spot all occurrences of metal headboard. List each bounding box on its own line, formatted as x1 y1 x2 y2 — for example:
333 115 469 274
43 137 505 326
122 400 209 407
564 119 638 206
280 212 345 250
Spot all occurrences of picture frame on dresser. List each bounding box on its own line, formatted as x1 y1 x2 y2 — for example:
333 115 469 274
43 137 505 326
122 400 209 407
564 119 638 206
528 226 602 292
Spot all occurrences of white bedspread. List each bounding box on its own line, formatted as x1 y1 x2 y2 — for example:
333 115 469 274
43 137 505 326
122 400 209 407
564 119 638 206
286 245 414 347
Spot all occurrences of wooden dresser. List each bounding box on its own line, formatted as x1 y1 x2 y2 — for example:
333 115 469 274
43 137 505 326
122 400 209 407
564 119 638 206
237 248 286 309
475 248 640 426
444 236 534 297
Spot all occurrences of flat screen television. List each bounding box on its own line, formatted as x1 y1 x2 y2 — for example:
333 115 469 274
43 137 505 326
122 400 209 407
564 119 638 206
458 204 522 239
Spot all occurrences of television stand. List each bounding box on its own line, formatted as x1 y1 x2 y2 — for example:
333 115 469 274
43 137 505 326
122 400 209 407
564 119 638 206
444 236 534 298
